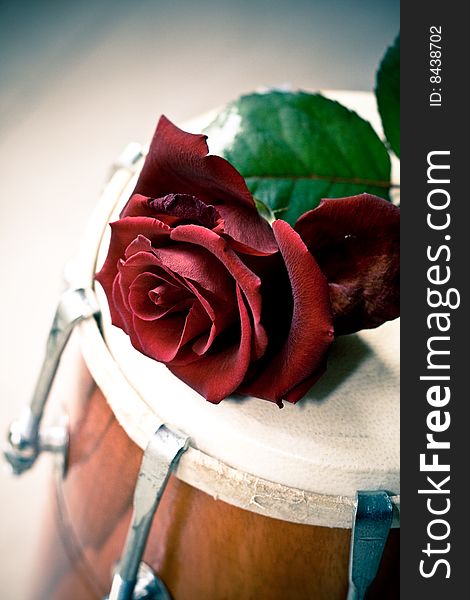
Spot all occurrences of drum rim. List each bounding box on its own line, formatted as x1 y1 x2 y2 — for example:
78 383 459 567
71 90 400 529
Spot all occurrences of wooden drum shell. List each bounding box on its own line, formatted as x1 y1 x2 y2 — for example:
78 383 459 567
31 339 399 600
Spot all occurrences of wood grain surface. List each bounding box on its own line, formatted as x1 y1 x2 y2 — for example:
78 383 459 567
32 368 399 600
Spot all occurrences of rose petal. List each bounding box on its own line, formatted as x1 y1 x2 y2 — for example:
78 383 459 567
295 194 400 334
128 272 164 320
133 116 254 207
283 358 328 403
216 203 278 256
170 224 268 359
179 301 213 349
118 253 183 314
145 242 237 341
110 270 132 331
128 272 192 321
120 247 187 293
168 285 253 403
122 193 223 231
241 220 334 404
126 116 277 254
152 243 234 300
95 217 171 322
132 313 187 363
184 279 236 355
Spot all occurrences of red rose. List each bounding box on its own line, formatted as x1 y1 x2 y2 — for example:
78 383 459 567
96 116 335 404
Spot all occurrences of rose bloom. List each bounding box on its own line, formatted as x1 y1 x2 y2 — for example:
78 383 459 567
96 116 399 405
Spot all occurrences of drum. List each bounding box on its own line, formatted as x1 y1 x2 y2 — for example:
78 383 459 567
9 92 400 600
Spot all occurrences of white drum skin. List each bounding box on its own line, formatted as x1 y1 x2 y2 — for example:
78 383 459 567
30 91 400 600
68 90 400 529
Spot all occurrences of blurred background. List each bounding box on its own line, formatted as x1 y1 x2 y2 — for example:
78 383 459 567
1 1 398 598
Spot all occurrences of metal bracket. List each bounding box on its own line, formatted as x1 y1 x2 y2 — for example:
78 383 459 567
346 490 394 600
3 288 99 475
105 563 171 600
106 425 189 600
109 143 144 178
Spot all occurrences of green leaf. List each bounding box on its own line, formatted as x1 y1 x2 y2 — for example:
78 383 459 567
376 35 400 157
253 197 276 225
204 91 391 225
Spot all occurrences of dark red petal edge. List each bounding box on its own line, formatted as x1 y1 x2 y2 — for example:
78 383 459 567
95 217 171 329
124 116 277 255
241 220 334 405
168 285 253 403
295 193 400 335
170 224 268 359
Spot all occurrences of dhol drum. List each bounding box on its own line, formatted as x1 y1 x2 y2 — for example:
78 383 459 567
5 92 400 600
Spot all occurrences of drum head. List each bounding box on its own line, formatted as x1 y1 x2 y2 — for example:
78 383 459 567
74 90 399 528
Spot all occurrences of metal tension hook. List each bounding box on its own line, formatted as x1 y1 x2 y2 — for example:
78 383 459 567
346 490 394 600
3 288 99 475
109 142 144 179
105 425 189 600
